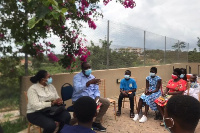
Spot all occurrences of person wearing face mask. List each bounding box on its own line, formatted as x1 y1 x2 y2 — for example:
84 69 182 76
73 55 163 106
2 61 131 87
116 70 137 118
26 70 71 133
180 68 187 81
155 68 187 126
184 74 200 101
72 62 110 132
133 67 161 123
164 95 200 133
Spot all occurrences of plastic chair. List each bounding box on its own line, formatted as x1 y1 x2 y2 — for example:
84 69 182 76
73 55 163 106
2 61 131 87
99 79 117 120
24 91 42 133
61 83 74 112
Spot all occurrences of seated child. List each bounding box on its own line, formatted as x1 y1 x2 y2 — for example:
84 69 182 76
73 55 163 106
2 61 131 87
60 96 97 133
184 74 200 101
116 70 137 118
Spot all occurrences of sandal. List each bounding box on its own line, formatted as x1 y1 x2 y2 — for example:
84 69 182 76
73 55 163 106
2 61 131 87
116 110 121 116
160 122 164 126
130 111 134 118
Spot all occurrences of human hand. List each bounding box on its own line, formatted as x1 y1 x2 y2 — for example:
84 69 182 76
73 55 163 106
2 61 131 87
56 98 63 105
122 91 128 96
90 78 101 84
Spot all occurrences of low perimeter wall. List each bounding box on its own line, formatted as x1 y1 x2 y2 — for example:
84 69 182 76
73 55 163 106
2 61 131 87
20 63 200 116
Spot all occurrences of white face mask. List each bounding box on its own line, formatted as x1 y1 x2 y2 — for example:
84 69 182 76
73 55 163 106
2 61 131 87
124 75 130 79
149 72 156 77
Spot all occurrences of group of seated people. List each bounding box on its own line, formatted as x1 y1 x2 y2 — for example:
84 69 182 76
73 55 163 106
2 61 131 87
25 61 200 133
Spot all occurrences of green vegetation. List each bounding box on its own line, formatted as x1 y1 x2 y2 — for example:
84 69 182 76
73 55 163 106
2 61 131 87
1 117 28 133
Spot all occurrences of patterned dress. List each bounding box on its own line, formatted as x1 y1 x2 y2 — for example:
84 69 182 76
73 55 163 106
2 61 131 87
140 76 161 111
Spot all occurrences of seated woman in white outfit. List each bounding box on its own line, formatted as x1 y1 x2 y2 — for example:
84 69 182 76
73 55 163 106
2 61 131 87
184 74 200 101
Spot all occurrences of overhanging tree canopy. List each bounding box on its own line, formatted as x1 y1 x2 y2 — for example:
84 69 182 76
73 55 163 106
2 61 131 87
0 0 136 74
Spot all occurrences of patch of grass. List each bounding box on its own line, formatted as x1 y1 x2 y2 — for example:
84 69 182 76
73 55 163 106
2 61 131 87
1 117 28 133
0 88 20 111
3 113 14 119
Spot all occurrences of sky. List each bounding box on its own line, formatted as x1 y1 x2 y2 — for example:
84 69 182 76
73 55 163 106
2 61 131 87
81 0 200 51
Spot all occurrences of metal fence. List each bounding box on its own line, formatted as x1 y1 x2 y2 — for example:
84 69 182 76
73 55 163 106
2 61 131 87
82 19 189 70
26 19 190 72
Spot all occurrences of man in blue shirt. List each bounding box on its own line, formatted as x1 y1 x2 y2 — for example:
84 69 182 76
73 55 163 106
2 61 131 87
72 62 110 132
116 70 137 118
61 96 96 133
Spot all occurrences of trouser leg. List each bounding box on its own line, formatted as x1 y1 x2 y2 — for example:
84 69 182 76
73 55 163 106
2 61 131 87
27 112 56 133
118 93 125 111
51 110 71 132
128 93 134 112
95 97 110 123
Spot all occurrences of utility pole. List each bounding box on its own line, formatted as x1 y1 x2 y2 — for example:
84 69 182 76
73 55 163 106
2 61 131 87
106 20 109 69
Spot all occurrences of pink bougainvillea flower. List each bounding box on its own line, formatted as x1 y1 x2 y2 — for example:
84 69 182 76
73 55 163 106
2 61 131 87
61 26 65 29
103 0 111 5
48 6 53 11
88 19 97 29
123 0 136 9
48 52 59 62
0 33 4 38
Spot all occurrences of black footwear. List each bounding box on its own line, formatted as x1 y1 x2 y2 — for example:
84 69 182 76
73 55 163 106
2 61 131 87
154 111 159 120
130 110 134 118
92 122 106 132
116 110 121 116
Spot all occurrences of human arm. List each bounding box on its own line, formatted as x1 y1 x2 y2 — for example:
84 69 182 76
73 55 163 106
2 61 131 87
151 79 161 93
145 79 150 94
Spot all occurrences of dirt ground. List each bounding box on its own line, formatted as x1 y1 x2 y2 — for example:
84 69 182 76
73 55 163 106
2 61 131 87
19 96 200 133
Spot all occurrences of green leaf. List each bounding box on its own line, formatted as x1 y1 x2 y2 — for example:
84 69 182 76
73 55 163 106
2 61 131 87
28 0 31 2
36 6 50 19
28 17 36 29
28 17 42 29
61 8 68 14
51 11 60 20
52 5 59 12
48 0 58 6
42 1 51 6
44 19 51 26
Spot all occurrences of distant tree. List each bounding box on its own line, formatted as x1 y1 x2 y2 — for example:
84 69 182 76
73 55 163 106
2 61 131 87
197 37 200 52
172 41 186 51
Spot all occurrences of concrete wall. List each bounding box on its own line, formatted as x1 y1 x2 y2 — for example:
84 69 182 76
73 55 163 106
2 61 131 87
20 63 200 116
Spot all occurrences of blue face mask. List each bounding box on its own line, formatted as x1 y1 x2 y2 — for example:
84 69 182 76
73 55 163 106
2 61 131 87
85 69 92 76
163 117 174 133
124 75 130 79
46 77 53 85
180 74 185 79
149 72 156 77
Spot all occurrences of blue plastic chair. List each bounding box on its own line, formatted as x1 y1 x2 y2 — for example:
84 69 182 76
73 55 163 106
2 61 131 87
61 83 74 112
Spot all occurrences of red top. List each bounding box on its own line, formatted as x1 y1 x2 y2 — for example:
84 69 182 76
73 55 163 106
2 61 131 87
166 79 187 92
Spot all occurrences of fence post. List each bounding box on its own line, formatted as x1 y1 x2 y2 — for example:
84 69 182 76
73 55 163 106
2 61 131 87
144 30 146 66
178 40 180 62
106 20 109 69
164 36 166 64
187 43 189 63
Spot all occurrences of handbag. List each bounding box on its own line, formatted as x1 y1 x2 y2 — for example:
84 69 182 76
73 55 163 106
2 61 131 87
40 104 66 116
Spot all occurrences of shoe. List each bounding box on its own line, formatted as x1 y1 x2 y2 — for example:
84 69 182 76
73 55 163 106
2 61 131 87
130 110 134 118
116 110 121 116
154 111 159 120
133 114 139 121
92 122 106 132
139 115 147 123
